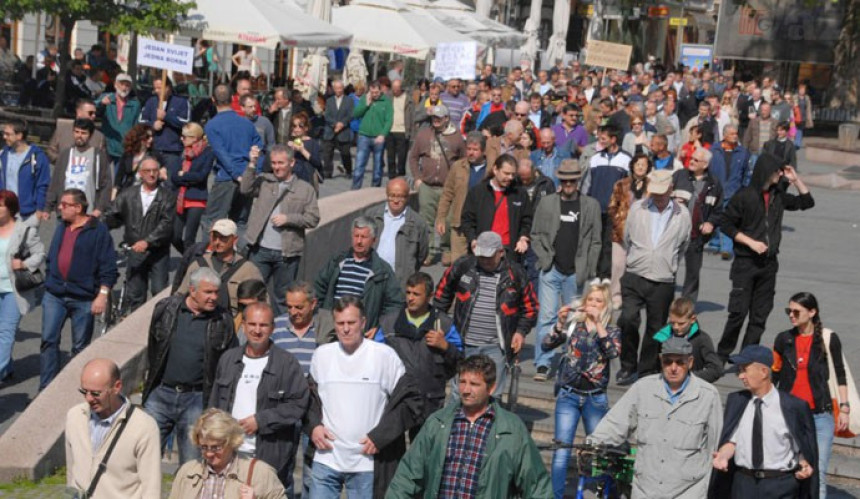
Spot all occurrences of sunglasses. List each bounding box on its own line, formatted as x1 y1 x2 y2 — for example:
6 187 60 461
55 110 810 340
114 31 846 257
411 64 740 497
785 308 803 317
514 112 527 117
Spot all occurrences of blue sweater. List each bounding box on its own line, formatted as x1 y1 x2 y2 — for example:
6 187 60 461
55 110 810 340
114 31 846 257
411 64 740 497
169 146 215 201
0 144 51 216
140 94 190 154
204 110 265 182
45 218 118 300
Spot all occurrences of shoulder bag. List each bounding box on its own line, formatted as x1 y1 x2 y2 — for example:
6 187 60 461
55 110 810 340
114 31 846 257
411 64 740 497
822 328 860 437
13 226 44 292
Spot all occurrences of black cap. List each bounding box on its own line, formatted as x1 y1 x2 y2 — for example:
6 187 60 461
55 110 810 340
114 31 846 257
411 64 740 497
726 345 774 373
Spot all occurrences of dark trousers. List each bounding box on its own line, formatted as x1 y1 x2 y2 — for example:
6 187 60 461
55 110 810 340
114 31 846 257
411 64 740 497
731 471 799 498
718 256 779 360
249 247 301 315
322 139 352 177
597 213 612 279
682 239 705 303
172 206 205 254
202 180 243 235
126 247 170 312
386 132 409 178
618 272 675 375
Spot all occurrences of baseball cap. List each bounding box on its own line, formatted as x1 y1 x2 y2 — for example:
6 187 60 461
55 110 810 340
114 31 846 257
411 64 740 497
726 345 774 373
115 73 132 84
647 169 673 195
661 336 693 356
474 231 503 257
210 219 238 237
429 104 450 119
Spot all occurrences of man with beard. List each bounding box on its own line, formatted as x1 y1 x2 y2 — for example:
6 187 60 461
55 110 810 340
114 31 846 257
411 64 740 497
46 119 111 217
97 73 141 168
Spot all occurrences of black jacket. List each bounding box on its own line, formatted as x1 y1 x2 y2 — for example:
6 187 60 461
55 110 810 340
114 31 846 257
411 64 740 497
306 371 424 499
142 294 236 403
773 328 847 414
672 168 724 247
720 153 814 259
434 255 538 351
518 172 556 206
377 308 462 417
460 178 533 253
709 389 819 499
103 183 176 253
763 138 798 168
113 150 165 191
210 343 310 486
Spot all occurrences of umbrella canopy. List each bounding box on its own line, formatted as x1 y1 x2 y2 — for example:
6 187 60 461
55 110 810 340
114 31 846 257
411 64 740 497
544 0 571 65
411 0 525 48
181 0 352 50
332 0 480 59
519 0 543 68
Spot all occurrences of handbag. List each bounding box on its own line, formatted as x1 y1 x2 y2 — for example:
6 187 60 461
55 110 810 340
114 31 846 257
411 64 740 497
822 328 860 437
13 227 44 292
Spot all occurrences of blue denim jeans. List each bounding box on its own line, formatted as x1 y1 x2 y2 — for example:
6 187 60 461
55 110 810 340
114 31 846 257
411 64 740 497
551 389 609 499
814 412 835 499
285 422 312 499
746 153 760 185
794 129 804 149
143 384 203 466
535 266 579 370
249 247 300 316
39 291 95 390
352 134 385 190
309 461 374 499
0 292 22 380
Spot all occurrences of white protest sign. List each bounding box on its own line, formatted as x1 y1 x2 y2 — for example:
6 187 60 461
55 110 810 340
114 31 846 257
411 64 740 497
434 41 477 81
137 37 195 74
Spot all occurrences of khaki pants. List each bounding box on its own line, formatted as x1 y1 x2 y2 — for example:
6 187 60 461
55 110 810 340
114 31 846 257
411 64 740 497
450 227 469 263
418 183 449 257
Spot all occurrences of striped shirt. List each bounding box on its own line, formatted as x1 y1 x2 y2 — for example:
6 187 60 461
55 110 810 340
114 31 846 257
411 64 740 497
334 257 373 299
89 396 128 452
464 270 500 346
272 314 317 376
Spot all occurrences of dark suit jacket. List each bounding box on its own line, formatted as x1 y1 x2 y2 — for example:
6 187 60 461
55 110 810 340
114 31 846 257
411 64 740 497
708 389 819 499
323 94 355 142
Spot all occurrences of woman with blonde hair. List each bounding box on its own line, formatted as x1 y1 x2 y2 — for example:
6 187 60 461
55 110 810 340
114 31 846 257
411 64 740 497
543 278 621 499
170 121 214 253
169 408 285 499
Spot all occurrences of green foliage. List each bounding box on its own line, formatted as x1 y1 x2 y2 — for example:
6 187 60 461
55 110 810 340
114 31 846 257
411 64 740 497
0 467 66 491
0 0 195 34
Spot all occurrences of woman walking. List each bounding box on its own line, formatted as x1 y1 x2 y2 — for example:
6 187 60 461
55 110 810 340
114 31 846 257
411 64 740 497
170 122 214 253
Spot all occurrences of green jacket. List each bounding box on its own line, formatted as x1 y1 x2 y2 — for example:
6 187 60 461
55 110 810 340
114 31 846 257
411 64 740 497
386 401 552 499
97 93 142 158
354 93 394 137
313 248 404 330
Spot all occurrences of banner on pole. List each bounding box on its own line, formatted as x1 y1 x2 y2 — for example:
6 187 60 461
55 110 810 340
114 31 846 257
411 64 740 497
584 40 632 71
434 41 477 81
137 37 195 74
680 44 713 71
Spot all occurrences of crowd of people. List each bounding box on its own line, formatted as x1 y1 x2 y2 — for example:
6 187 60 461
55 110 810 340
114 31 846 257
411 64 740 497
1 46 857 499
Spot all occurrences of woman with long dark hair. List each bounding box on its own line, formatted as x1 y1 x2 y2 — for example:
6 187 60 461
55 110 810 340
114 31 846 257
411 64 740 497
773 292 849 499
114 123 158 195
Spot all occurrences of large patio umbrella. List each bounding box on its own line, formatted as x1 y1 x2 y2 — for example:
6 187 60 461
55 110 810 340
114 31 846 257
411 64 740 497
181 0 352 49
332 0 480 59
544 0 571 65
409 0 525 48
520 0 543 68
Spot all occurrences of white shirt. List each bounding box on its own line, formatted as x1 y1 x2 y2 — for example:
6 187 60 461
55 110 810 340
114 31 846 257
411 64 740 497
648 199 674 247
730 386 798 470
140 185 158 216
232 354 269 454
310 340 406 473
377 206 407 270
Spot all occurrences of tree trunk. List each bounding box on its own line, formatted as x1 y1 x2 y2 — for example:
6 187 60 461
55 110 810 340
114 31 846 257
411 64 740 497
829 0 859 109
127 32 139 85
52 17 77 119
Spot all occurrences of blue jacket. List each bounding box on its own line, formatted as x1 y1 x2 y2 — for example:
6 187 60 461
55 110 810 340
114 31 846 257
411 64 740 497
45 217 118 300
98 93 142 158
204 110 264 182
0 144 51 217
709 143 751 201
169 146 215 201
529 147 571 187
140 94 190 154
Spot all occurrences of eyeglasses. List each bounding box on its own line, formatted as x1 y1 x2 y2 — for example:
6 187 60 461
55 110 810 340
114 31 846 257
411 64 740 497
387 194 408 200
514 112 527 117
199 444 224 454
661 357 689 367
59 201 80 209
785 308 803 317
78 388 103 397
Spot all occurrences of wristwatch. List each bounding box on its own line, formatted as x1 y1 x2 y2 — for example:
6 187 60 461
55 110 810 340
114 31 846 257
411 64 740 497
840 402 850 409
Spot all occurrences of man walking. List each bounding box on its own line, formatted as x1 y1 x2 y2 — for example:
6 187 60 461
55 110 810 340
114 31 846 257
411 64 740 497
352 80 393 189
66 359 161 499
708 124 750 259
97 73 141 168
242 94 276 152
386 79 413 179
0 118 51 224
241 145 320 315
742 101 777 172
46 118 112 217
46 98 105 164
530 161 602 381
530 127 570 187
139 77 190 173
322 80 354 178
209 302 310 493
40 188 117 390
143 267 236 466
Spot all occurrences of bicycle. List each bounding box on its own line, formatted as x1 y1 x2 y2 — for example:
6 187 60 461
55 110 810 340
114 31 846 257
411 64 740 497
505 351 521 413
94 243 131 337
537 441 635 499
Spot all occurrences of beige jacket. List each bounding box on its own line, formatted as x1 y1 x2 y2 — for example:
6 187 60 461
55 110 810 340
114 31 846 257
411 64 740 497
47 118 106 163
175 252 264 316
65 402 162 499
436 157 478 229
623 199 691 283
239 166 320 257
169 456 286 499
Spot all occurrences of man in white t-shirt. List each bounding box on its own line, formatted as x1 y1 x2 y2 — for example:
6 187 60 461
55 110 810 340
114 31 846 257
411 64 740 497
209 302 310 492
307 295 422 498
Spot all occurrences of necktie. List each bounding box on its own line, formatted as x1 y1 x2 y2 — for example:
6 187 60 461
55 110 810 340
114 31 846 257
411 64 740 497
752 398 764 469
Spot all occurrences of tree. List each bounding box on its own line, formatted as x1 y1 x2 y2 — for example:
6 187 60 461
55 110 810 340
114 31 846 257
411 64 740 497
0 0 194 117
829 0 859 108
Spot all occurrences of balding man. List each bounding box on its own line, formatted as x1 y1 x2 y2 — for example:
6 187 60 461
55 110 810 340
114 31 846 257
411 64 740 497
529 127 570 187
66 359 161 498
209 302 310 493
486 120 529 168
366 178 429 289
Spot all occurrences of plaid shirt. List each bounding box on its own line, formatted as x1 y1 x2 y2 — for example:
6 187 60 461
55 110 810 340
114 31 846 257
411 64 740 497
200 456 237 499
438 405 496 498
545 322 621 392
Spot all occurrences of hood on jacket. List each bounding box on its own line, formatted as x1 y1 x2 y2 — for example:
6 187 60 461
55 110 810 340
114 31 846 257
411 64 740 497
749 152 783 191
653 321 699 343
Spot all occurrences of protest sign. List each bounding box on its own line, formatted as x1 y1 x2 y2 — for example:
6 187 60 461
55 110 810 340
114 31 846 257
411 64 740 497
434 41 478 80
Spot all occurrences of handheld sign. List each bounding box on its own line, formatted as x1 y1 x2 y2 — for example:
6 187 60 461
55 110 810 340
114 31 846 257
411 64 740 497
434 41 478 81
137 37 195 107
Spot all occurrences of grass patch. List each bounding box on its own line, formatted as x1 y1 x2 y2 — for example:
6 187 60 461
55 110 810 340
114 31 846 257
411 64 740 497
0 468 66 491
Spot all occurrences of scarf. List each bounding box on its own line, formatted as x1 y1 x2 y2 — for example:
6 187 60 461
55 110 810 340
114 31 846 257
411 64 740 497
177 140 207 214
